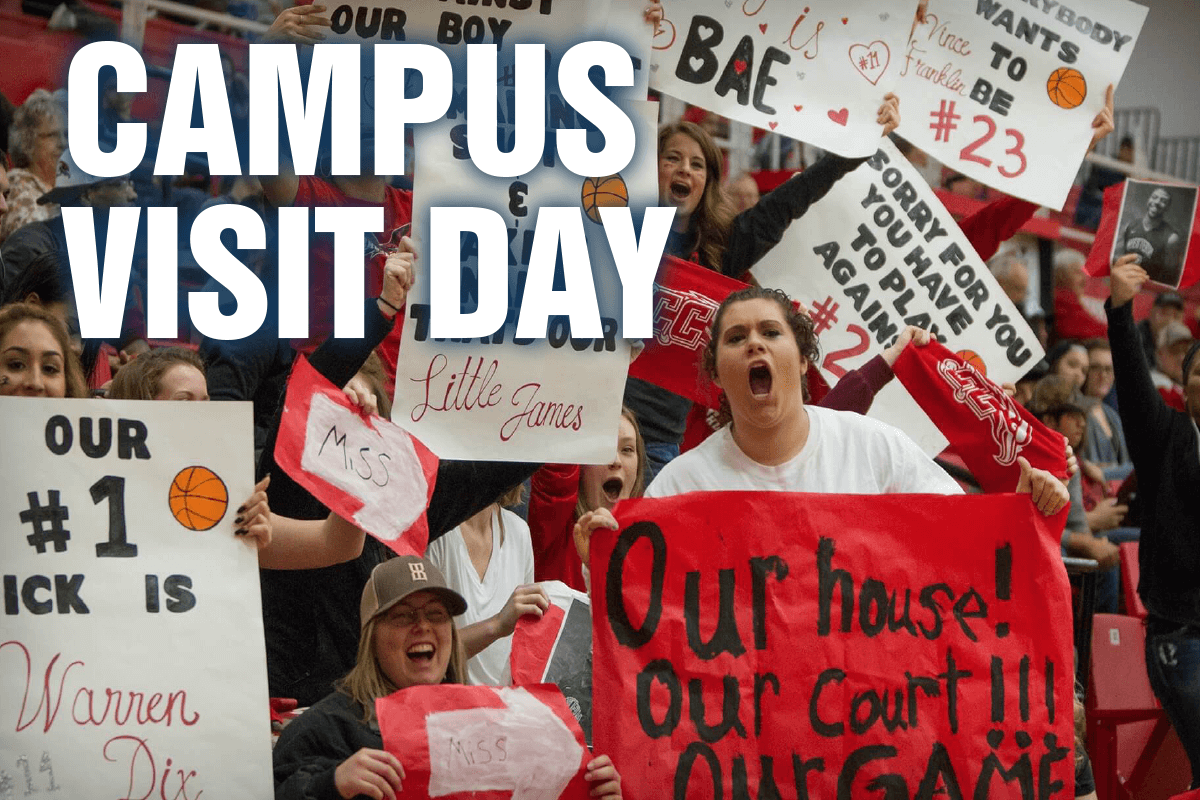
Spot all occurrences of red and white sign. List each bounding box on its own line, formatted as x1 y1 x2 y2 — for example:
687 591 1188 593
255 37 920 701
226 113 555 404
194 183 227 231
592 491 1075 799
651 0 911 157
895 0 1146 209
275 356 438 556
377 683 589 800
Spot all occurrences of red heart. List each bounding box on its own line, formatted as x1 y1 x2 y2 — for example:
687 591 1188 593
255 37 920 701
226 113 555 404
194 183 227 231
794 104 804 111
828 108 848 125
841 17 849 24
758 23 768 34
734 59 747 74
768 121 778 130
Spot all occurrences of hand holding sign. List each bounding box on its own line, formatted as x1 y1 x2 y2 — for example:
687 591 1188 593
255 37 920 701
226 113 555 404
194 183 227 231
1109 252 1149 307
377 237 417 320
334 748 406 800
233 475 272 547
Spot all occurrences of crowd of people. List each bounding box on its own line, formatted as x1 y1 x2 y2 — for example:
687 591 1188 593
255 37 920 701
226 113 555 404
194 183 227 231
2 0 1198 797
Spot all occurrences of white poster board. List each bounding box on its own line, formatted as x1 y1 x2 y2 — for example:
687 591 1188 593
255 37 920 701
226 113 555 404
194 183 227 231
895 0 1147 209
392 101 660 462
0 397 271 799
650 0 915 157
751 140 1044 454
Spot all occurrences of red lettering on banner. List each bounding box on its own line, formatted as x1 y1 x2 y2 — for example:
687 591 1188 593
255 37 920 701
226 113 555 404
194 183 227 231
410 355 504 422
592 493 1074 799
2 640 199 735
653 286 719 350
500 383 584 442
102 735 203 800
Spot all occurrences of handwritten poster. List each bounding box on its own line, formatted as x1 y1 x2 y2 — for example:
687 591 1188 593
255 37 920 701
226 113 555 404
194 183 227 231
592 491 1074 799
895 0 1147 209
275 356 439 556
0 397 270 799
392 101 660 462
378 683 589 800
752 139 1043 454
650 0 913 157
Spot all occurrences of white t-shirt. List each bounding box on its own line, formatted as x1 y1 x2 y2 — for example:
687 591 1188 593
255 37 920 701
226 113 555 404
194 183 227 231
426 507 534 686
646 406 963 497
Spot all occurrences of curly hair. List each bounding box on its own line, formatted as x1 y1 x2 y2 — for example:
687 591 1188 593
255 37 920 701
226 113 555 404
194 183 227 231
701 286 821 427
107 347 206 401
0 301 88 398
9 89 64 169
658 121 733 270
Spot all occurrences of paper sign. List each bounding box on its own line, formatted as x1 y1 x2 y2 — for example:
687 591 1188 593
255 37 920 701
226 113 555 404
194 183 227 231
751 139 1044 455
1108 179 1198 289
895 0 1147 209
0 396 271 798
510 581 593 743
275 355 438 556
377 683 589 800
650 0 911 157
592 491 1075 799
392 101 661 463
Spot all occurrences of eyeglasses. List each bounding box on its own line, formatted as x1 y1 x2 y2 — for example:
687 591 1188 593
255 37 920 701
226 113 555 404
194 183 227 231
384 604 450 626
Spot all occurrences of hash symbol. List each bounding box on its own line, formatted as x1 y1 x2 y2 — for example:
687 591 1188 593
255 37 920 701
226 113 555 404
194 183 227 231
20 490 71 554
929 99 960 143
810 296 840 336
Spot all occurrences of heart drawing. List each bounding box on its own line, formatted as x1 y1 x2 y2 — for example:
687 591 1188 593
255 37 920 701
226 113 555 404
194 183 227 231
734 59 748 74
768 121 778 130
794 104 803 111
828 108 849 126
848 41 891 85
759 23 768 34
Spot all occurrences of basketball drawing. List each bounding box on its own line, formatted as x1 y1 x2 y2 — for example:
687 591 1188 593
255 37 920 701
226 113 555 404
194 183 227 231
1046 68 1087 109
581 174 629 224
956 349 987 377
169 466 229 531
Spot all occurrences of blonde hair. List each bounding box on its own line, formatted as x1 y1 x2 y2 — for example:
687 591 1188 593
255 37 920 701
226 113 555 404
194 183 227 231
575 407 648 518
338 604 468 723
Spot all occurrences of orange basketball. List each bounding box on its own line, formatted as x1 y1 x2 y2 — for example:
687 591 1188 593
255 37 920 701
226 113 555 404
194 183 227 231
956 349 987 377
1046 67 1087 109
581 174 629 224
169 466 229 531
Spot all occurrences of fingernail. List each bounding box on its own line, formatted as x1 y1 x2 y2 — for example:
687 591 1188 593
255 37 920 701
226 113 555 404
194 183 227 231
235 528 248 536
237 504 247 514
234 515 244 525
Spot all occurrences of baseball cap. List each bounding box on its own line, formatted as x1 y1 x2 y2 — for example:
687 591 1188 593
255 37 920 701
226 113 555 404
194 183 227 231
1153 290 1185 310
359 555 467 628
38 149 129 205
1157 320 1193 350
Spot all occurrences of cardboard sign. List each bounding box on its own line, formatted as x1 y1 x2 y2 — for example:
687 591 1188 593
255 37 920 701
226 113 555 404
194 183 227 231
751 139 1043 455
650 0 911 157
510 581 593 743
0 397 271 798
892 340 1070 490
275 355 438 555
1085 180 1200 290
894 0 1146 209
592 491 1075 799
392 101 660 463
377 683 589 800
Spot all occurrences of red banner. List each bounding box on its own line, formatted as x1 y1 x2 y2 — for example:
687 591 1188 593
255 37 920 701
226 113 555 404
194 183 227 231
629 256 747 408
1085 180 1200 290
893 341 1069 491
592 492 1075 799
377 683 589 800
274 355 438 555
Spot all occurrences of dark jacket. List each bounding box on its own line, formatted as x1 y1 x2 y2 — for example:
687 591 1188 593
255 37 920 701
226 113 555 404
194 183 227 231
1107 299 1200 627
273 690 380 800
626 154 868 446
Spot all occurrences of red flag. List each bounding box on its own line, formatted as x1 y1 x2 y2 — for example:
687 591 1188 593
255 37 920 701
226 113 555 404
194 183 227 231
274 355 438 556
629 256 746 408
376 684 589 800
592 492 1075 800
1085 180 1200 290
892 341 1069 491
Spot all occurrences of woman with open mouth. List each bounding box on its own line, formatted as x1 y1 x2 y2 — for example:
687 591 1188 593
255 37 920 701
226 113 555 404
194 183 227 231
528 407 648 592
577 287 1068 544
273 555 626 800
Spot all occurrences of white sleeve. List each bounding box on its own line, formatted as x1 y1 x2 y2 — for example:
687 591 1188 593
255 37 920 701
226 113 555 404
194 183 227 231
886 431 964 495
